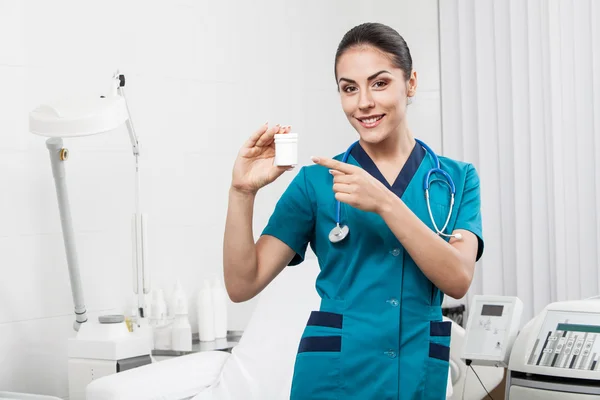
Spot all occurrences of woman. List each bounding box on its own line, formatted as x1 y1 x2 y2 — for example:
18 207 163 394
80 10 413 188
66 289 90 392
223 22 483 400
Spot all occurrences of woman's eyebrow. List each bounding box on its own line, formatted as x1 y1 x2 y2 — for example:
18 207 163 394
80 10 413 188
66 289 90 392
338 70 392 84
367 70 391 80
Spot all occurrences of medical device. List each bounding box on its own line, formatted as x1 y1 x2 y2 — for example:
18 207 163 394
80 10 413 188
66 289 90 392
506 299 600 399
328 138 461 243
462 295 523 368
29 71 152 400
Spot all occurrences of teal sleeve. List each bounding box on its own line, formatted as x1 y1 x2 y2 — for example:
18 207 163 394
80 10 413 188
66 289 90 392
454 164 484 261
261 167 315 266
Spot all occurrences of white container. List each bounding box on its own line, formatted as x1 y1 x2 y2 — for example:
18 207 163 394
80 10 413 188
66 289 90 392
197 280 215 342
212 277 228 339
150 289 167 322
149 289 171 350
171 298 192 351
153 323 172 350
274 133 298 166
169 280 187 317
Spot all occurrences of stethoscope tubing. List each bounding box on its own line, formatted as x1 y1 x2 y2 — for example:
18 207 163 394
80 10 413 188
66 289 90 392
332 138 457 241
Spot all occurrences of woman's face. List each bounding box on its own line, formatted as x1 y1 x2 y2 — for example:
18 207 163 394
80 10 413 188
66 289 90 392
336 45 416 144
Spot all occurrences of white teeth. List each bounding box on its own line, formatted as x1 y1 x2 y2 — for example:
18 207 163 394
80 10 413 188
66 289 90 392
360 115 383 124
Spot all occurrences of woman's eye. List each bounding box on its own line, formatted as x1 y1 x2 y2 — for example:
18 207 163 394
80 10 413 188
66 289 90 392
343 86 357 93
373 81 387 89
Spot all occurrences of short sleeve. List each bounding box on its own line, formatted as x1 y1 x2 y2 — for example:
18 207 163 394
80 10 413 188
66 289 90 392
454 164 484 261
261 167 315 266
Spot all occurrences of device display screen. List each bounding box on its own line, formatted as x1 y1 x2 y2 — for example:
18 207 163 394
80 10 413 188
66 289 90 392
481 304 504 317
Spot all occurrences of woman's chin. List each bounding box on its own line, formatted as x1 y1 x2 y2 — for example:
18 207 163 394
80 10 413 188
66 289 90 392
356 128 390 144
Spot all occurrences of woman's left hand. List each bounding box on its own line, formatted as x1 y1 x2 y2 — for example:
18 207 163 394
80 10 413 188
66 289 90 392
311 156 393 215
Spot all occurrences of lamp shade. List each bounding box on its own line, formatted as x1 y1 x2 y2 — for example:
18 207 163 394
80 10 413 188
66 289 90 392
29 95 128 138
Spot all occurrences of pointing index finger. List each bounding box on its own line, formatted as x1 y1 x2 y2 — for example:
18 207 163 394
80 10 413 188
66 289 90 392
311 156 356 174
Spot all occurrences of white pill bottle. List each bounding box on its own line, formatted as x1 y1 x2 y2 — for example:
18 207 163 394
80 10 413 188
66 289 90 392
274 133 298 167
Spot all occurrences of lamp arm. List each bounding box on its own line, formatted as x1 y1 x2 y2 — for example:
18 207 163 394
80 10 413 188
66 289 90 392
112 72 151 316
113 72 140 157
46 138 88 331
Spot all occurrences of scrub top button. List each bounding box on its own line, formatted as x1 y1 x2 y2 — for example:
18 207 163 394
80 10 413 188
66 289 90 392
387 298 399 307
391 248 401 257
385 350 397 358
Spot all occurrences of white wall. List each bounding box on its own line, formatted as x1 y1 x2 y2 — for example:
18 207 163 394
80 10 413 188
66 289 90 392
0 0 441 397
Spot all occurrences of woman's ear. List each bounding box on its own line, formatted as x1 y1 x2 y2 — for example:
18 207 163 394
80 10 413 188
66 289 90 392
407 70 418 97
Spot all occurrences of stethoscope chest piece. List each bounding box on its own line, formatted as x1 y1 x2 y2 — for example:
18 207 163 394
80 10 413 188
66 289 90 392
329 224 349 243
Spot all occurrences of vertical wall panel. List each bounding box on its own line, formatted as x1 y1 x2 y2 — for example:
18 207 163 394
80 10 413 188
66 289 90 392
592 0 600 296
440 0 600 322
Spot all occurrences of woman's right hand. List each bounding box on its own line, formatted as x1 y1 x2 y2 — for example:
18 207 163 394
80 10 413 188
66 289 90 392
231 123 292 195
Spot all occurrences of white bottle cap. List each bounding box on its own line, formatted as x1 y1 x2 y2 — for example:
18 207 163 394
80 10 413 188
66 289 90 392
274 133 298 139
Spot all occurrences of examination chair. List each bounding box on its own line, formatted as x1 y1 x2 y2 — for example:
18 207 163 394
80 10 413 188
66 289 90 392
86 258 503 400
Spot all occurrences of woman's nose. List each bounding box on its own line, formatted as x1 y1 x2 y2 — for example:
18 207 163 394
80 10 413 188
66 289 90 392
358 91 375 110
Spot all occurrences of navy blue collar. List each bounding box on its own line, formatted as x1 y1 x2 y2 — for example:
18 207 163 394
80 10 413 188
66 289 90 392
350 141 426 198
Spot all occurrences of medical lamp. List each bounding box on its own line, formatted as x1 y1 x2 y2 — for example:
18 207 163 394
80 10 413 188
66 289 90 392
29 72 152 399
29 72 149 330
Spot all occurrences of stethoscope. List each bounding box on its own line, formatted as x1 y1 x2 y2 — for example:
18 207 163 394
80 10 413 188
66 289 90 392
328 138 463 243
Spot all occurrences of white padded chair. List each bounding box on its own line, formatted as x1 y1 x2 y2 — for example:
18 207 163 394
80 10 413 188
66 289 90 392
86 258 503 399
0 393 63 400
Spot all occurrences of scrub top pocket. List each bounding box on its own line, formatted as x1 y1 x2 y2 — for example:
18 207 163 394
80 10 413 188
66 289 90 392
423 320 452 400
290 310 344 400
423 353 451 400
290 342 342 400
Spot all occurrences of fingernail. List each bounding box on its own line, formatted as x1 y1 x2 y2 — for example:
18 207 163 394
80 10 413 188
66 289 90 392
311 156 320 163
329 169 334 174
264 121 269 125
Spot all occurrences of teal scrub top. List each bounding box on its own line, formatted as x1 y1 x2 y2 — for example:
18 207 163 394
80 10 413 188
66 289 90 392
261 141 484 400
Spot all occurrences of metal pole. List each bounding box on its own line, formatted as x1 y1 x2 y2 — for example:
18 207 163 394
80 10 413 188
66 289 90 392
46 138 88 331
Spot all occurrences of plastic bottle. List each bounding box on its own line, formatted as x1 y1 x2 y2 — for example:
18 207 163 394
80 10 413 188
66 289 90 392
150 289 167 323
171 298 192 351
150 289 171 350
169 280 186 317
197 280 215 342
212 277 228 339
274 133 298 166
